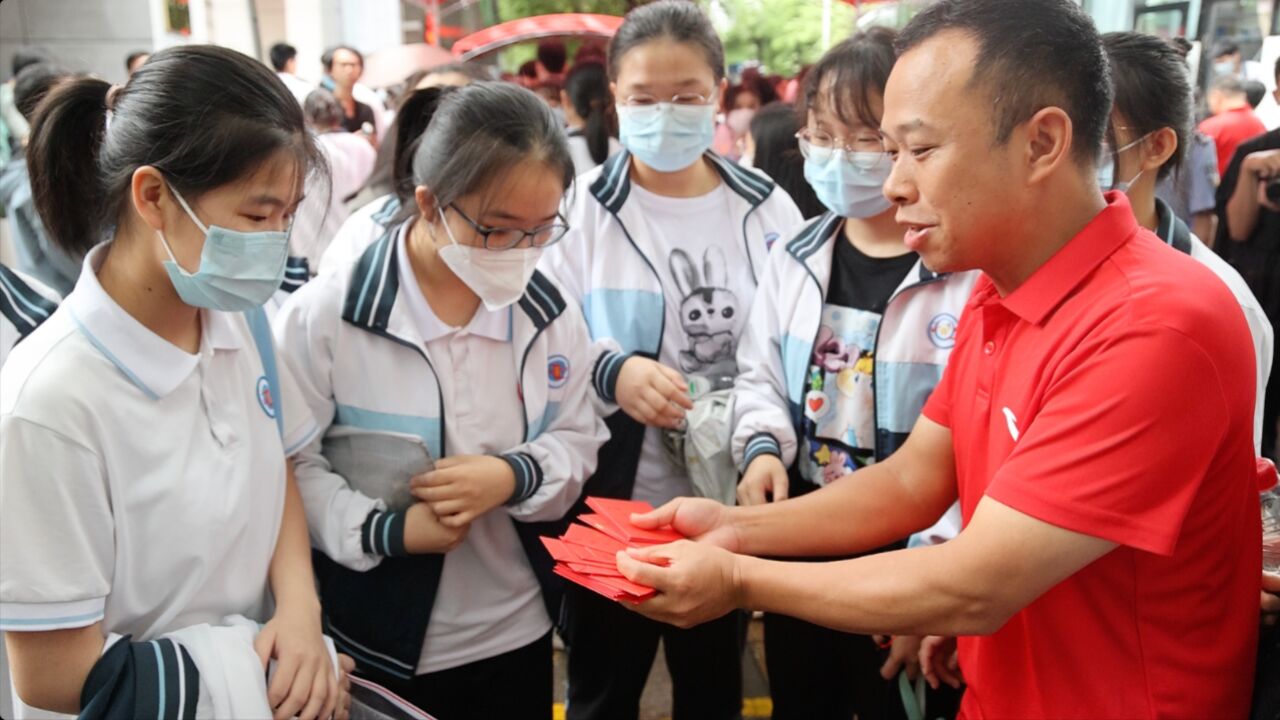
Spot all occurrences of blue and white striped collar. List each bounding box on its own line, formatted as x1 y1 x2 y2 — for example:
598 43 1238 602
65 243 241 400
787 211 942 283
588 150 777 216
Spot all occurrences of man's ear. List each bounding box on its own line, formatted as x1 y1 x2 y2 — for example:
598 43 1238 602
1022 106 1075 186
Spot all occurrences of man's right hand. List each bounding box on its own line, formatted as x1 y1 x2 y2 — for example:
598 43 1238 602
630 497 741 552
919 635 963 690
738 455 789 505
615 357 693 429
1244 148 1280 180
404 502 468 554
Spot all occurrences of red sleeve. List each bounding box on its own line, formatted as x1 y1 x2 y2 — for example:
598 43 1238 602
986 325 1231 556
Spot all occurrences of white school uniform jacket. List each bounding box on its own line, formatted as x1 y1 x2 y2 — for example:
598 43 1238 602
542 150 803 499
274 222 606 681
0 265 58 367
733 212 980 481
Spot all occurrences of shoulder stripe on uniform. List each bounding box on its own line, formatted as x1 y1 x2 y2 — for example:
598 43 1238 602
0 266 57 340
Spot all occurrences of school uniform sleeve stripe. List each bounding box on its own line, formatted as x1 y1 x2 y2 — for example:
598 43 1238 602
361 509 407 557
0 269 55 339
0 596 107 631
592 349 629 403
158 638 183 719
178 644 199 719
499 451 543 505
743 432 783 470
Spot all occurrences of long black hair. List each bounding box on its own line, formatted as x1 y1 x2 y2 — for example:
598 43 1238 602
800 27 897 131
607 0 726 82
359 86 451 203
750 103 824 219
563 62 616 165
27 45 322 256
1101 32 1192 181
411 82 573 212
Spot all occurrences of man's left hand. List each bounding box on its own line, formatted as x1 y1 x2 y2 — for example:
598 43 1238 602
615 540 743 629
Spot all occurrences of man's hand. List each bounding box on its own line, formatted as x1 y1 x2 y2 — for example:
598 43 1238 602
878 634 923 681
616 357 693 429
630 497 741 552
411 455 515 527
615 541 743 628
1263 571 1280 627
1246 149 1280 212
403 502 468 554
919 635 963 690
254 604 338 720
738 455 789 506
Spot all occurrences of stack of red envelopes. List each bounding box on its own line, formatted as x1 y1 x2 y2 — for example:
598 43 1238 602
541 497 684 603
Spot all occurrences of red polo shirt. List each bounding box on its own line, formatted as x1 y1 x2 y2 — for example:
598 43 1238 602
923 193 1260 719
1199 105 1267 176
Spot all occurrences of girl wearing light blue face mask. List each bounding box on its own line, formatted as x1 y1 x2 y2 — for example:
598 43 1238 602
1 46 355 720
731 28 981 720
544 2 803 718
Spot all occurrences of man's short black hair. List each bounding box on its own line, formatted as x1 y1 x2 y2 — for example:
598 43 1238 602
321 45 364 72
1244 79 1266 108
896 0 1112 165
1211 41 1240 60
537 40 567 74
269 43 297 72
12 48 49 78
125 51 149 73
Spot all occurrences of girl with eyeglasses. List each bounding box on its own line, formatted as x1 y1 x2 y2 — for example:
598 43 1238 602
272 81 606 720
732 28 978 720
543 2 802 718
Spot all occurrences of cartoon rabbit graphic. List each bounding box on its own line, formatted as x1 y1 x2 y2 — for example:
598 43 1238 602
669 247 740 375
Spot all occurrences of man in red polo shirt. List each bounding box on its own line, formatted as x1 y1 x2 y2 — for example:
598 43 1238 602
604 0 1263 717
1200 74 1268 177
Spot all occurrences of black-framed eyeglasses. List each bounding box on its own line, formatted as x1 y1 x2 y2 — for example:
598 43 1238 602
447 204 570 250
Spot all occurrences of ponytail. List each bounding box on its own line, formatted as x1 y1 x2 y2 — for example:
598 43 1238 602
26 77 110 257
564 62 615 165
358 86 450 204
27 45 320 260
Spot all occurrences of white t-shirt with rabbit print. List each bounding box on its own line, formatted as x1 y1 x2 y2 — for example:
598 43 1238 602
627 181 755 506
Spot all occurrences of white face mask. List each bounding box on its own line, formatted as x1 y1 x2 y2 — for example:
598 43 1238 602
434 207 543 311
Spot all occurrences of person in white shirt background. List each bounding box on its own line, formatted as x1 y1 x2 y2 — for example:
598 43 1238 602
0 45 350 720
274 80 607 720
545 2 802 718
270 43 314 107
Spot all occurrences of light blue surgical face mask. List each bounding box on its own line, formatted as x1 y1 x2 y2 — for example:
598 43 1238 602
803 149 893 219
1096 132 1152 192
616 102 716 172
1213 60 1237 77
158 186 290 312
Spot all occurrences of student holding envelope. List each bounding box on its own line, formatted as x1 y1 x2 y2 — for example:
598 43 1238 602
541 2 802 718
274 82 607 720
612 0 1262 717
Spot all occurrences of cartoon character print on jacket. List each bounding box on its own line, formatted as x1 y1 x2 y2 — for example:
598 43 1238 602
669 247 741 378
801 305 881 486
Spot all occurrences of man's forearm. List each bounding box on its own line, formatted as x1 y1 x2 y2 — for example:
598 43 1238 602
1226 165 1261 241
729 459 955 559
735 543 1003 637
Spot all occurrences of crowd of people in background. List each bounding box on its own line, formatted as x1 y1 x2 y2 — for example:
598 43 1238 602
0 0 1277 719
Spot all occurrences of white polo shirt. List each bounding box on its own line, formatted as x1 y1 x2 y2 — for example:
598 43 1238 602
394 233 550 674
0 244 319 642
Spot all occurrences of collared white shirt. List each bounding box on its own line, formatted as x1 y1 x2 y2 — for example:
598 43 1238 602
0 244 319 645
395 232 549 674
276 72 313 106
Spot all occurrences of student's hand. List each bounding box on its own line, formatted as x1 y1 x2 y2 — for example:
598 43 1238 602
411 455 516 527
878 634 923 681
919 635 963 690
738 455 789 505
335 654 355 720
616 540 743 629
1263 571 1280 627
630 497 742 552
616 357 693 429
255 604 338 720
403 501 469 554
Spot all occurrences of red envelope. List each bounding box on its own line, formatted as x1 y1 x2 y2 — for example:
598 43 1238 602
540 537 583 564
554 565 626 601
566 561 624 578
585 497 683 545
562 522 629 555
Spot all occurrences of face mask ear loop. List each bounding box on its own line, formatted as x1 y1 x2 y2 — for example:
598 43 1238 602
166 184 211 235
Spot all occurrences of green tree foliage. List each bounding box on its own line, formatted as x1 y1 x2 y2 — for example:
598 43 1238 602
715 0 859 76
495 0 646 17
